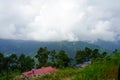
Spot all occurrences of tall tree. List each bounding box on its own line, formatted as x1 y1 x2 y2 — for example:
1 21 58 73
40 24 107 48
9 54 18 71
18 54 35 72
75 50 86 64
56 50 71 68
25 56 35 70
49 50 56 66
84 47 92 61
91 49 100 59
0 53 4 73
35 47 50 68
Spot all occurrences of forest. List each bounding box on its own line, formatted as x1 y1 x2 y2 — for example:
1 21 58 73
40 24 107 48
0 47 120 80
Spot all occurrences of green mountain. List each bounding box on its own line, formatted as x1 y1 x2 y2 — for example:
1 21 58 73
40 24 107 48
0 39 100 57
94 40 120 51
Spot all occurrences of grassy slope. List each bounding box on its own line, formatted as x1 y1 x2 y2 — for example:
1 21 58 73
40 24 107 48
32 54 120 80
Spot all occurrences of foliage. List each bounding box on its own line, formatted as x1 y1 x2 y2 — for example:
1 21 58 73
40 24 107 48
0 47 120 80
49 50 56 66
18 54 35 72
35 47 50 68
75 47 101 64
0 70 20 80
56 50 72 68
0 53 35 79
75 50 86 64
33 52 120 80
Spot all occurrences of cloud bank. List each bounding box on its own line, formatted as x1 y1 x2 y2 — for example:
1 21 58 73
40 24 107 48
0 0 120 42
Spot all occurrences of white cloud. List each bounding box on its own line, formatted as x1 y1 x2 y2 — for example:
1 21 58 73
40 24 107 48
90 21 116 41
0 0 120 42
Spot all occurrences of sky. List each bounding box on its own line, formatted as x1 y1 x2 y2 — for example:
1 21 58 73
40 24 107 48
0 0 120 42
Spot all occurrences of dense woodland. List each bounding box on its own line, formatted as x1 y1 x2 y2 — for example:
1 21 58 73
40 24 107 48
0 47 120 80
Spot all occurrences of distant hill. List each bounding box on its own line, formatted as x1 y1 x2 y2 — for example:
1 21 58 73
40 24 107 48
0 39 100 57
94 40 120 52
0 39 120 57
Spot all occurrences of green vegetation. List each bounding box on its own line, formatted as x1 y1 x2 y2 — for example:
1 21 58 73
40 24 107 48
75 47 92 64
0 47 120 80
55 50 72 68
35 47 50 68
0 53 34 80
33 52 120 80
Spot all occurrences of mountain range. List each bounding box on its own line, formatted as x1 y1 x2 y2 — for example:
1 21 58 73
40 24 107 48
0 39 119 57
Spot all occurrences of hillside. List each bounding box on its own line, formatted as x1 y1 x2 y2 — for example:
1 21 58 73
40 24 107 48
94 40 120 51
0 39 120 57
13 52 120 80
0 39 100 57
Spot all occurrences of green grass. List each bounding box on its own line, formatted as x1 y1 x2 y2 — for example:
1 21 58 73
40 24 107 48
32 54 120 80
0 70 20 80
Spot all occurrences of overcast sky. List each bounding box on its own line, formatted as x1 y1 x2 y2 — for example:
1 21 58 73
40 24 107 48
0 0 120 42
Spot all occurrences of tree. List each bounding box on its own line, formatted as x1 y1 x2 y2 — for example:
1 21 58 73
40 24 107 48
3 56 10 80
25 56 35 70
56 50 71 68
35 47 50 68
9 54 18 71
113 49 118 54
75 50 86 64
101 52 107 58
0 53 4 73
18 54 26 72
84 47 92 61
49 50 56 66
18 54 35 72
91 49 100 59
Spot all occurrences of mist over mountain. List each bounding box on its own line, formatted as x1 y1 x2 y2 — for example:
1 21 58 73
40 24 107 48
94 39 120 51
0 0 120 56
0 39 100 56
0 39 119 57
